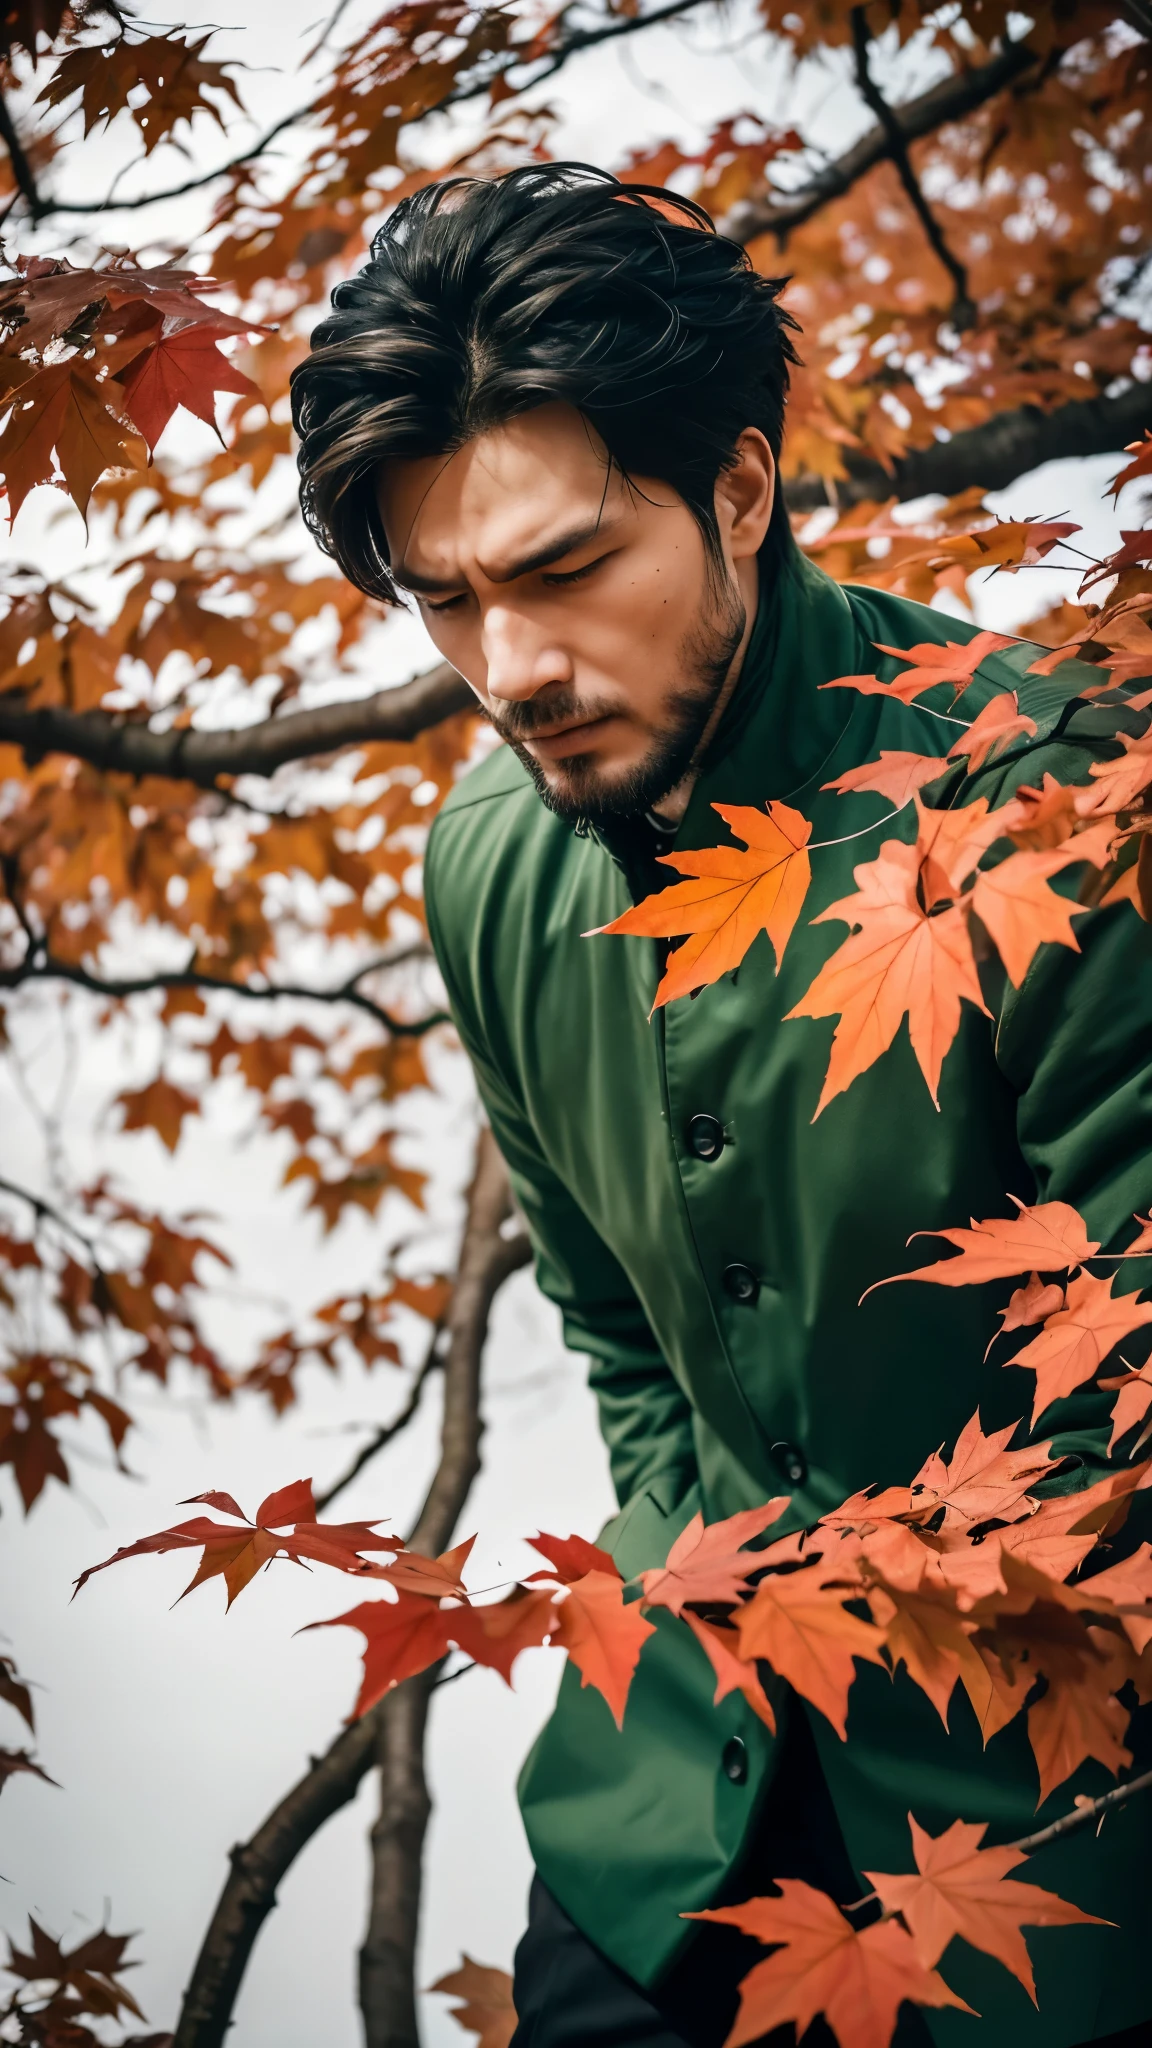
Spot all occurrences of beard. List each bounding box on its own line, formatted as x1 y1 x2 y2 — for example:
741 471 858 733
486 579 747 825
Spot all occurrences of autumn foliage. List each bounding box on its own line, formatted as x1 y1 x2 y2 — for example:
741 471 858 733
1 0 1151 2044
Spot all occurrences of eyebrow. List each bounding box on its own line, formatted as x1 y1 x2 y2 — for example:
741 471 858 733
394 517 618 595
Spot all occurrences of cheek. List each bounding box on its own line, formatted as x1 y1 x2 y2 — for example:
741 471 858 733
419 610 489 695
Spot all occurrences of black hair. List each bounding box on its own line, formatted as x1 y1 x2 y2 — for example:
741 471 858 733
291 162 800 604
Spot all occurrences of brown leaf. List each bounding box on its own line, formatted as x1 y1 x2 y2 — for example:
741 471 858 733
430 1956 516 2048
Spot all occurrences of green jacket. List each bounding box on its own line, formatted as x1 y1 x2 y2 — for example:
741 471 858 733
424 539 1152 2046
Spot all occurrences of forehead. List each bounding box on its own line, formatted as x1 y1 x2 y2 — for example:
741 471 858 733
376 403 615 579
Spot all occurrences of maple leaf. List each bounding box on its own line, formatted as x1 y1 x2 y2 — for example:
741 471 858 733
911 1413 1055 1529
550 1570 655 1728
690 1880 973 2048
996 1273 1066 1336
969 844 1090 987
116 1076 200 1154
527 1531 620 1582
1073 729 1152 817
1110 432 1152 501
947 691 1037 774
310 1592 457 1717
866 1570 982 1727
1001 1271 1152 1423
1100 1359 1152 1454
0 1745 58 1796
867 1196 1099 1292
866 1814 1105 2001
639 1499 789 1615
822 752 949 806
449 1587 559 1684
971 518 1082 573
73 1479 401 1606
820 630 1017 705
1027 1650 1133 1804
785 834 987 1115
592 800 812 1009
1080 1544 1152 1654
683 1611 779 1732
0 1652 35 1733
430 1956 517 2048
735 1563 885 1738
118 327 259 451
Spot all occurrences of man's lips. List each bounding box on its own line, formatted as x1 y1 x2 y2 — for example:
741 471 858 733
521 714 616 761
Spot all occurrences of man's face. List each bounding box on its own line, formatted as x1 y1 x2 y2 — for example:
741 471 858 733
376 403 771 820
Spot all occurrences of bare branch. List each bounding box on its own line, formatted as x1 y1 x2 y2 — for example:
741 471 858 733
170 1130 529 2048
849 7 974 326
314 1327 444 1515
0 91 45 220
0 952 448 1037
0 661 473 789
1015 1762 1152 1857
0 1172 101 1266
783 380 1152 514
724 37 1039 246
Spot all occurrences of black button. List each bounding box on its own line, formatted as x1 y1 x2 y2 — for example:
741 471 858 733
687 1113 725 1162
723 1263 759 1305
772 1440 808 1487
721 1737 748 1785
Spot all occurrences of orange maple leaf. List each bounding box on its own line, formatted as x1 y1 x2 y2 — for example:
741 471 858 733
1109 431 1152 500
1079 1544 1152 1654
1100 1359 1152 1455
996 1273 1066 1336
866 1196 1099 1292
690 1880 973 2048
947 690 1037 774
785 834 987 1115
1026 1646 1133 1804
449 1586 559 1684
550 1569 655 1728
315 1591 457 1718
911 1412 1056 1528
866 1814 1105 2001
73 1477 401 1606
1002 1270 1152 1423
116 1076 199 1154
820 630 1017 705
1073 729 1152 817
822 752 948 806
429 1956 516 2048
969 844 1091 987
639 1499 789 1616
735 1563 885 1738
683 1611 779 1732
591 800 812 1010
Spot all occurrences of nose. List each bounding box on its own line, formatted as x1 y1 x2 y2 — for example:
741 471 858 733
482 605 571 703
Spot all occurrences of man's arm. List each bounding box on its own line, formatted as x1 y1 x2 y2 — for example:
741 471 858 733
424 840 699 1511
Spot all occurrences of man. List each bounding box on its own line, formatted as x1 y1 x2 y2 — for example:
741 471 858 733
292 166 1152 2047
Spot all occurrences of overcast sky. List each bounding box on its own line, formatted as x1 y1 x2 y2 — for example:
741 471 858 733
0 6 1144 2045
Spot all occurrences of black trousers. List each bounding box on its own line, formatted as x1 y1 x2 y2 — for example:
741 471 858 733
509 1707 1152 2048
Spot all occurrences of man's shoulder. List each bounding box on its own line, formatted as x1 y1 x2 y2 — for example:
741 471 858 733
425 740 578 958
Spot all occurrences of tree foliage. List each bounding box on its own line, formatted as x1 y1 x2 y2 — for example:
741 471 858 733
0 0 1150 2044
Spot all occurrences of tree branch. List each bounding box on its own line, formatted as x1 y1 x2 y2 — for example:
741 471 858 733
359 1130 529 2048
169 1129 528 2048
0 90 45 220
26 0 713 222
0 661 473 789
0 953 448 1037
314 1327 444 1515
1014 1763 1152 1858
724 37 1038 246
785 380 1152 513
849 7 974 326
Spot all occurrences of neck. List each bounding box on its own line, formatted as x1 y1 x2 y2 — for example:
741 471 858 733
649 558 762 826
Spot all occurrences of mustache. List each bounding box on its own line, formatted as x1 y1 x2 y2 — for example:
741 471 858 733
484 687 618 743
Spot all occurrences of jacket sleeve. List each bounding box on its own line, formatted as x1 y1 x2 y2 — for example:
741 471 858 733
425 856 699 1512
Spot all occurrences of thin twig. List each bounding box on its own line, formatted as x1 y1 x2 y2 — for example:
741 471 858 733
850 8 975 327
0 1172 101 1266
314 1327 445 1514
1014 1763 1152 1857
0 91 44 220
0 954 448 1038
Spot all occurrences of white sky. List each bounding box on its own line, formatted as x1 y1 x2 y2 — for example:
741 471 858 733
0 5 1145 2045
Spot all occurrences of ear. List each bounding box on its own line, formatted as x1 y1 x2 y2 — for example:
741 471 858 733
715 428 776 561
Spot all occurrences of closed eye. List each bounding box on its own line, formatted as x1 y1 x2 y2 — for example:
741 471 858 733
421 591 468 614
542 553 610 587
